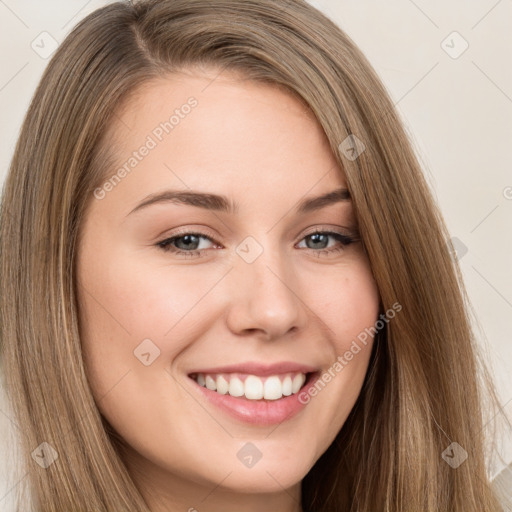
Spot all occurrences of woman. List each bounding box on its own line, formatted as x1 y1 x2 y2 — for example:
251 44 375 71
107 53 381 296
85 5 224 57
0 0 507 510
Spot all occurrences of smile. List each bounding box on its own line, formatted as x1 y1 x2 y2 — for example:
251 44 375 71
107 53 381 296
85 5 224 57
190 372 307 400
187 362 321 425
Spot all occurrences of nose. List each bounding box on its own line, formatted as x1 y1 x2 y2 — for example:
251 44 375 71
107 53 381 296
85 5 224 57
224 246 308 341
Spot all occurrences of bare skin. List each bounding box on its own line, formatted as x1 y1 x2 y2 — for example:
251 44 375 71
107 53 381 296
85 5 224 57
76 67 380 512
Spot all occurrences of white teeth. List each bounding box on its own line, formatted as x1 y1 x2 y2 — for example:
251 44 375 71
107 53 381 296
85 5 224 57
244 375 263 399
228 377 244 397
263 376 282 400
192 372 309 400
216 375 229 394
282 375 292 396
205 375 216 391
292 373 306 393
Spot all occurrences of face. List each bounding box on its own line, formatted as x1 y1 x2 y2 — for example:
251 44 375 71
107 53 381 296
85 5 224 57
76 67 380 508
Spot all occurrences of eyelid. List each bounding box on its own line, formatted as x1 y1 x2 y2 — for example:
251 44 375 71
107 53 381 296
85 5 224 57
300 224 360 241
157 225 220 243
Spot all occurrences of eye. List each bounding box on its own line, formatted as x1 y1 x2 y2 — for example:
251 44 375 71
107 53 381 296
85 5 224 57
157 231 217 258
297 230 356 257
156 228 358 259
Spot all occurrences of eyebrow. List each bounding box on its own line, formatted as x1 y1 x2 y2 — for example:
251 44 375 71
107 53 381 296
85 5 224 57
127 186 350 217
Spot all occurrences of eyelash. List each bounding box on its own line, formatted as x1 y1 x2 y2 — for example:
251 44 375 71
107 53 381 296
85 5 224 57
156 228 358 259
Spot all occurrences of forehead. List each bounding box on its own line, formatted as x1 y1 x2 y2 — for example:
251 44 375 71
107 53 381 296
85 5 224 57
95 69 348 218
117 66 316 126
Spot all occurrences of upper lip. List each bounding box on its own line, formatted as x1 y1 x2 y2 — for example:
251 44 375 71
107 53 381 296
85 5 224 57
188 361 319 377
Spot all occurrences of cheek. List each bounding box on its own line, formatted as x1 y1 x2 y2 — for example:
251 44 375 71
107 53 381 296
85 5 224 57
303 255 380 346
76 239 231 405
296 256 380 433
336 270 380 348
328 258 380 385
77 243 209 350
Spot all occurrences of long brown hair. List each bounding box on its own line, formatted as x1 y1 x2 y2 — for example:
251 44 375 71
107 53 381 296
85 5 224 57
0 0 507 510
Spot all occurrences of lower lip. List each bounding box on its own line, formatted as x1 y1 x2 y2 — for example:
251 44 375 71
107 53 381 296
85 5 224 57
189 373 319 426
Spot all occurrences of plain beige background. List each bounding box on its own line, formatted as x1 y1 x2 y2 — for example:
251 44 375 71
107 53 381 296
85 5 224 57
1 0 511 509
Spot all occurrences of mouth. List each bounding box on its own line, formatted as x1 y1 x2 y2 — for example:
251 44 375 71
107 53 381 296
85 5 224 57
188 371 315 401
187 364 320 425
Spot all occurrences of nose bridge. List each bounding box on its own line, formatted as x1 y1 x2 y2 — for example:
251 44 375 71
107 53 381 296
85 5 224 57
225 234 306 338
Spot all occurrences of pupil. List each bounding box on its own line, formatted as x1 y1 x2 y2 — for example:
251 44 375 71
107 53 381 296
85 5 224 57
178 234 199 250
309 233 327 249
